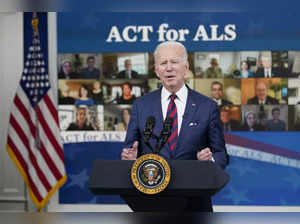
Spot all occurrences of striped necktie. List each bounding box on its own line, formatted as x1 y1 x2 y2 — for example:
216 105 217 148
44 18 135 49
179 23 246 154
167 94 178 151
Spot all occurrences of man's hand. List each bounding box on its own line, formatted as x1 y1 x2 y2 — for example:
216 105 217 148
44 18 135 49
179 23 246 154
197 147 213 161
121 141 138 160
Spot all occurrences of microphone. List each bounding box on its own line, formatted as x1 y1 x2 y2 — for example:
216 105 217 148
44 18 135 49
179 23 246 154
143 115 155 142
155 117 173 153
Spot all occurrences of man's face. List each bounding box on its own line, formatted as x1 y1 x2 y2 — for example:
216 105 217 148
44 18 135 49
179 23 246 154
256 82 267 101
211 61 218 69
77 109 86 126
87 58 95 69
63 62 72 75
211 83 223 100
262 58 271 69
155 45 188 93
122 84 131 96
220 111 230 123
125 60 132 71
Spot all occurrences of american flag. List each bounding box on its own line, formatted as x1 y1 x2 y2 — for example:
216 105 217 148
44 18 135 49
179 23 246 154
6 12 66 210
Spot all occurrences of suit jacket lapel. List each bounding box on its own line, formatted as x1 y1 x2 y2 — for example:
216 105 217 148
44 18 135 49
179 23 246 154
266 96 271 104
175 88 197 152
152 88 164 136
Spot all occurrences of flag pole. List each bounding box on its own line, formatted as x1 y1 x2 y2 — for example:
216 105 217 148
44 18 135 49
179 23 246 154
24 182 28 212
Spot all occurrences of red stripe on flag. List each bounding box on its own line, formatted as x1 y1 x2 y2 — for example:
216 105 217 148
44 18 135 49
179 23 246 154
14 95 36 134
7 136 43 202
15 95 63 181
43 94 59 126
35 106 64 162
39 142 63 181
10 115 52 192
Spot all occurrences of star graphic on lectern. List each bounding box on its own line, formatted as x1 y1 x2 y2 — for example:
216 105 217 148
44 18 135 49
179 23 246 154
228 162 258 177
280 197 288 206
89 197 98 204
65 169 89 190
222 186 252 205
283 170 300 191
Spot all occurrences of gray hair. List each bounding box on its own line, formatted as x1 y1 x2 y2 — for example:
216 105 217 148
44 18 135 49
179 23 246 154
245 110 255 119
153 41 188 65
261 56 271 62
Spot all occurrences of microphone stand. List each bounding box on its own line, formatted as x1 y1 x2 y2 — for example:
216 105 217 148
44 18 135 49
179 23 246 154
144 119 172 155
144 133 160 154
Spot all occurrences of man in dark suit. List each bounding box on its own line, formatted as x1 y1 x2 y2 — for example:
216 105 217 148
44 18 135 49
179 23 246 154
80 56 100 79
117 59 139 79
211 81 233 107
254 56 281 78
247 81 279 104
121 41 229 212
220 106 240 131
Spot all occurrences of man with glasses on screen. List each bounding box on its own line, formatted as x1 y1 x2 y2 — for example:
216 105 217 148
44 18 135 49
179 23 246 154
255 56 282 78
247 81 279 105
210 81 233 107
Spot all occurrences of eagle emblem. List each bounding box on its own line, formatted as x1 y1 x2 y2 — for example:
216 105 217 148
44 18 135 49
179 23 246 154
142 163 161 185
131 154 171 194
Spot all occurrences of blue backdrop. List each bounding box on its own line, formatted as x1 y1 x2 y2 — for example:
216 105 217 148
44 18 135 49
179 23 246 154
58 12 300 53
57 12 300 206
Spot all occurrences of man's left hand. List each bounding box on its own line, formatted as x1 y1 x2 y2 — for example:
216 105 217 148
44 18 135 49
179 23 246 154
197 147 213 161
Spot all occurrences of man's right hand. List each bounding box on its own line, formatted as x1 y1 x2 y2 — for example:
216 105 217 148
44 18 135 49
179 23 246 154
121 141 138 160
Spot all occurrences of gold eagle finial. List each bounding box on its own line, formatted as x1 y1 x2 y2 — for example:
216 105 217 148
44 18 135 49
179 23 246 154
31 12 39 37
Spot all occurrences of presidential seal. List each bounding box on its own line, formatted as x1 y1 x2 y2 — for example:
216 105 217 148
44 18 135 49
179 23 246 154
131 154 171 194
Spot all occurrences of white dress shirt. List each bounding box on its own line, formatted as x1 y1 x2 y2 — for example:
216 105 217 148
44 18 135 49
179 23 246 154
259 99 266 105
264 68 272 78
213 98 222 106
161 85 188 135
126 70 132 79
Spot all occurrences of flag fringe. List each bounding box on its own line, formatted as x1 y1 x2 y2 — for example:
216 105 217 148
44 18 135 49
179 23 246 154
6 144 67 211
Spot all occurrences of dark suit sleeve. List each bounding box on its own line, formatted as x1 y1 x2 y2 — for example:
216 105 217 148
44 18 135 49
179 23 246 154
272 97 279 104
132 70 139 78
247 97 257 105
222 99 233 106
124 101 142 149
208 102 229 169
117 71 125 78
254 69 264 77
